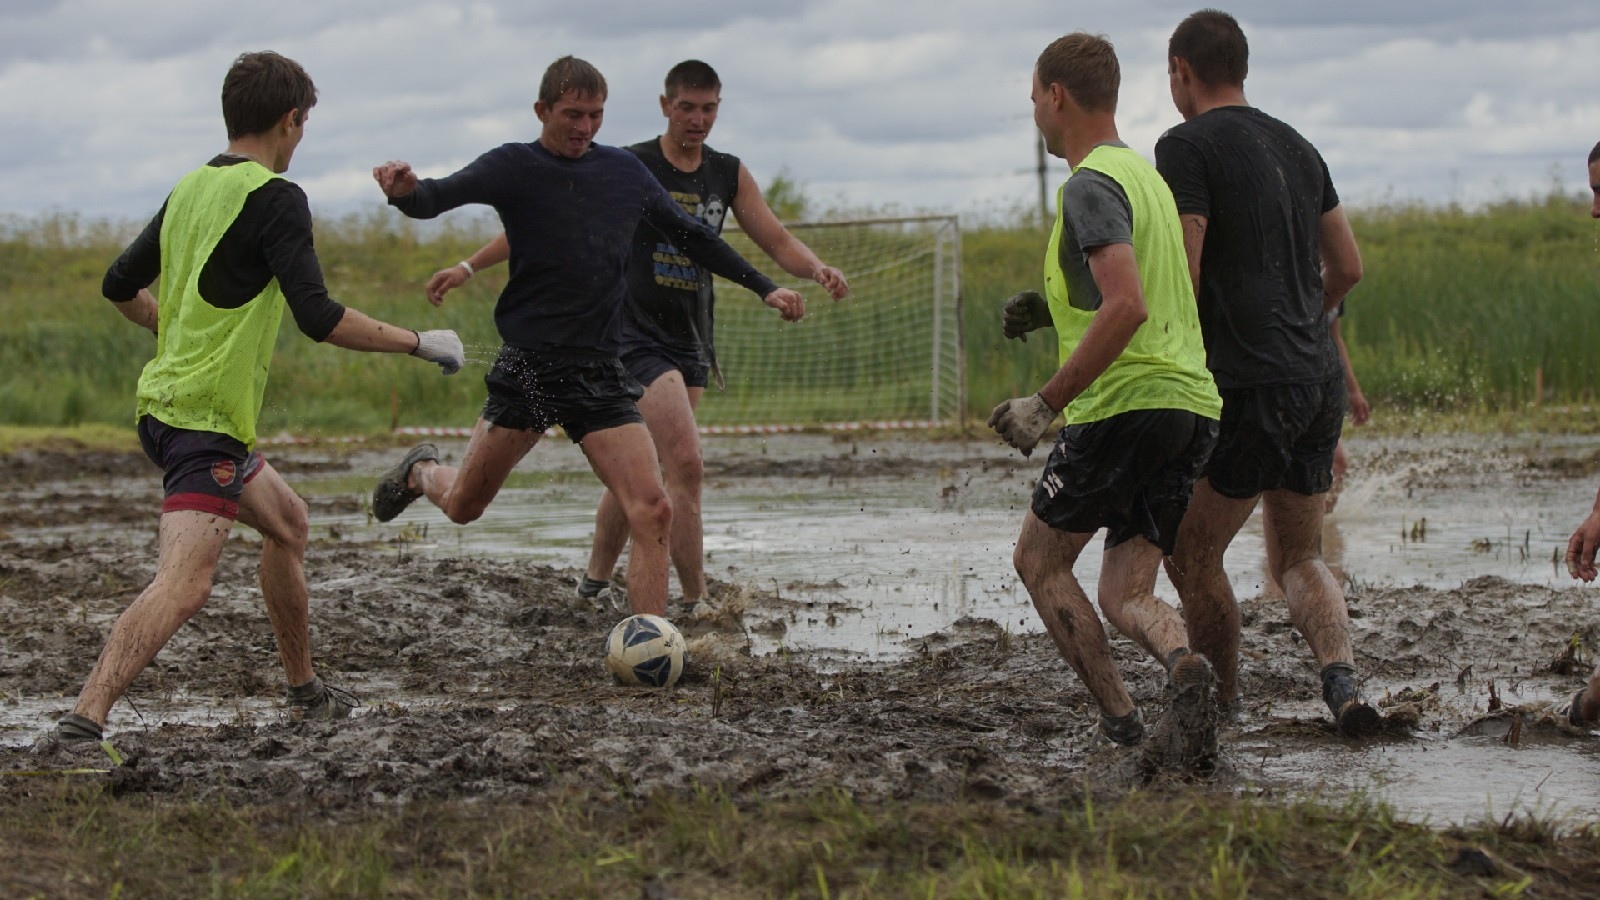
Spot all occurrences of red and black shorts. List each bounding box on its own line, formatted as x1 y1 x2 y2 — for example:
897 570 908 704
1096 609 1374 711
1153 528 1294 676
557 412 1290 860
138 416 264 519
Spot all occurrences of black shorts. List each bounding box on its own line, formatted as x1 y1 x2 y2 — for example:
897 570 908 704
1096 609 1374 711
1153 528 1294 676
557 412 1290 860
620 342 710 390
1207 376 1345 499
1031 409 1218 554
481 345 645 443
137 415 265 519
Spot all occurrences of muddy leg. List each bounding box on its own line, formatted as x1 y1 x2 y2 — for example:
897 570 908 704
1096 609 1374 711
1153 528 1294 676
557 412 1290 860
415 418 540 526
237 462 314 687
1165 479 1257 703
1014 513 1132 717
73 510 232 726
1263 490 1353 667
582 423 672 617
1098 536 1188 664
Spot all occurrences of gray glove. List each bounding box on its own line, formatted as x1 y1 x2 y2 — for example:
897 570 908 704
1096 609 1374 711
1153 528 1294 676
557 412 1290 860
1002 290 1051 341
411 329 464 375
987 393 1059 457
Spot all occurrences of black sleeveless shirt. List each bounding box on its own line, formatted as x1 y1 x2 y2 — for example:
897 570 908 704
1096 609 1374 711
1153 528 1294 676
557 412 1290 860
620 138 742 358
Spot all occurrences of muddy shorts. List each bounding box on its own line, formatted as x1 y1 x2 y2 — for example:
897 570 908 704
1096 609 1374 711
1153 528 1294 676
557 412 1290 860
1206 375 1345 499
1031 409 1218 553
137 415 264 519
481 345 645 443
620 341 710 390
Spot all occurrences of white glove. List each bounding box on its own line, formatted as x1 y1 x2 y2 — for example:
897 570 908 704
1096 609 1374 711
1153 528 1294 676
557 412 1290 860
987 393 1059 457
411 329 464 375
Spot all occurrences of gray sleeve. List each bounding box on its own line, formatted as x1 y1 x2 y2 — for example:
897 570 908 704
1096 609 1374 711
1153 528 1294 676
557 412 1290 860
1061 169 1132 252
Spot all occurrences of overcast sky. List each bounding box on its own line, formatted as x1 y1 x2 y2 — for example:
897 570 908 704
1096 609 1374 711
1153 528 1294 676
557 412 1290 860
3 0 1597 225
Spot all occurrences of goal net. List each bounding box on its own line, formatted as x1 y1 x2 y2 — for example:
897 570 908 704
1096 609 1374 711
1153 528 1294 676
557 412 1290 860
701 215 964 431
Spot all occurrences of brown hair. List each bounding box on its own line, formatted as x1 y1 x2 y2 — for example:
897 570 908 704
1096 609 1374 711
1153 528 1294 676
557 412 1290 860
664 59 721 99
1589 141 1600 166
1169 9 1249 87
1035 33 1119 114
221 51 317 140
539 56 608 107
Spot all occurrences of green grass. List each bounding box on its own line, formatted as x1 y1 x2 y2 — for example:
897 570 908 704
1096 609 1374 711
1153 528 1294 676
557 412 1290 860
3 194 1598 434
4 781 1595 898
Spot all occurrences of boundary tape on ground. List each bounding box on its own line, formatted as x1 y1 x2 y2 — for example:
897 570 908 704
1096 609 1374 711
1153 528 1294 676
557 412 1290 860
257 420 948 446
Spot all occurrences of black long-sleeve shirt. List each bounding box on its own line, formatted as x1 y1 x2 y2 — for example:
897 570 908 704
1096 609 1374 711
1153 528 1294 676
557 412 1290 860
388 141 779 353
102 156 346 342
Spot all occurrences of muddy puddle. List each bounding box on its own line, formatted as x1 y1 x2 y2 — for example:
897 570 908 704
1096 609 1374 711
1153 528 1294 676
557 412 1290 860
2 432 1598 826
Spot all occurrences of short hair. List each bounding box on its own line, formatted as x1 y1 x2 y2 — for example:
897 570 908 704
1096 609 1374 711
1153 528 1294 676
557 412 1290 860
1169 9 1249 87
221 51 317 140
1589 141 1600 166
538 56 607 107
1035 33 1120 114
664 59 721 99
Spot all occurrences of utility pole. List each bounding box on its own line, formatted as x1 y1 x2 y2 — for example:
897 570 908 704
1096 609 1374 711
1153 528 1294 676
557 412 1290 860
1036 133 1050 223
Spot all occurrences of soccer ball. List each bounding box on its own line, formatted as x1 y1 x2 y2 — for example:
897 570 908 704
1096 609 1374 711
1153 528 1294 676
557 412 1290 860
605 614 686 688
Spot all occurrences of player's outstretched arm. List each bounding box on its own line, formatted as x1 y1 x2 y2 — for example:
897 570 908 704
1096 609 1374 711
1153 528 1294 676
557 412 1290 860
322 309 464 374
731 164 849 300
1567 487 1600 582
426 233 510 307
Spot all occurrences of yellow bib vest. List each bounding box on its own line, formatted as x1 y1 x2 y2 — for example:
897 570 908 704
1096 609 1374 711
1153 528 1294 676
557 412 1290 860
1044 144 1221 425
139 162 287 448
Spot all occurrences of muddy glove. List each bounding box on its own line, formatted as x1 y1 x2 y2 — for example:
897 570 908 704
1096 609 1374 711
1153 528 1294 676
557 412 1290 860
987 393 1058 457
1001 290 1051 341
411 329 465 375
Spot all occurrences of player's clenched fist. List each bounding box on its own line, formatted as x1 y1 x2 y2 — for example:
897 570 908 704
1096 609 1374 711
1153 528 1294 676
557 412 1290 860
1001 290 1051 341
987 393 1059 457
372 161 418 198
764 288 806 322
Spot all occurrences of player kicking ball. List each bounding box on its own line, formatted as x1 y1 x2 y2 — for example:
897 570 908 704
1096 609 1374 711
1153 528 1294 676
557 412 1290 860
368 57 804 619
427 60 848 614
993 33 1223 774
34 51 464 756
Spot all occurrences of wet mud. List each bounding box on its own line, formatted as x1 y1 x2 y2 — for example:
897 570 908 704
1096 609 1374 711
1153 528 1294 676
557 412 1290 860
1 441 1597 819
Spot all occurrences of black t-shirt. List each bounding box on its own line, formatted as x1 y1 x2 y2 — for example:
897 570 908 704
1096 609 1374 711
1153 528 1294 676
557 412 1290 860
389 141 775 354
1056 155 1134 312
102 156 346 342
620 139 742 357
1155 106 1341 388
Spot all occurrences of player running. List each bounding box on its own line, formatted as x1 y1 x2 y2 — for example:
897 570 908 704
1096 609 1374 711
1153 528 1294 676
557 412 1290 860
368 57 805 619
34 51 464 755
429 60 848 611
1154 10 1376 735
994 32 1223 772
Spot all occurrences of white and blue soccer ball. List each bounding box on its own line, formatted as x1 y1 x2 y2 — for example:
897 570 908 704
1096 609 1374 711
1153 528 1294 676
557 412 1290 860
605 614 686 688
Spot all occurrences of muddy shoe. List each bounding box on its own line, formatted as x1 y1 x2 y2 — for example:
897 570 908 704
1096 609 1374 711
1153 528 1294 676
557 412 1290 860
1322 662 1382 736
1567 688 1594 729
1099 707 1145 747
31 713 112 763
288 676 360 721
371 443 438 522
1139 651 1220 777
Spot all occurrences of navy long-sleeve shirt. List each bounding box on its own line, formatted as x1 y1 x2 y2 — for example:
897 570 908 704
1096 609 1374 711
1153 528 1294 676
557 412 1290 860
388 141 779 353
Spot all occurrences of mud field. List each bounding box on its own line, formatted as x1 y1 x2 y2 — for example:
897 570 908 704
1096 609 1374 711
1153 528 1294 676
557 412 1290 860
1 436 1598 823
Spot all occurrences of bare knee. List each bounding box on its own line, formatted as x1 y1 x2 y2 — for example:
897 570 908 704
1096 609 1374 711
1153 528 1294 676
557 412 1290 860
628 491 672 536
442 498 486 526
260 494 310 554
148 576 214 621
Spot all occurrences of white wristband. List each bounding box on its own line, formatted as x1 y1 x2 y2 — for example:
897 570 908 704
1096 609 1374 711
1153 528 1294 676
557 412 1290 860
456 260 475 278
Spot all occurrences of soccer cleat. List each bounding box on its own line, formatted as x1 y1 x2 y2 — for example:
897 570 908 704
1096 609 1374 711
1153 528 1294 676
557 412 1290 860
288 676 359 721
1321 662 1382 736
371 443 438 522
1099 707 1145 747
30 713 112 762
1140 650 1220 776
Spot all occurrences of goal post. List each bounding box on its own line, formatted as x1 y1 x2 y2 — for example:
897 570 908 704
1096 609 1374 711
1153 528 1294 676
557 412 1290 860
703 215 964 431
